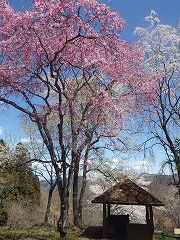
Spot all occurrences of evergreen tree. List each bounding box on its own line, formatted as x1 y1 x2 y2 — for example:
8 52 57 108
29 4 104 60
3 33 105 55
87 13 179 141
0 140 41 206
0 139 12 226
0 139 13 164
15 142 31 168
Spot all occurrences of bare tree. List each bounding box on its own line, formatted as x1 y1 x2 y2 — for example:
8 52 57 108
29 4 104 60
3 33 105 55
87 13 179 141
135 11 180 194
150 175 180 230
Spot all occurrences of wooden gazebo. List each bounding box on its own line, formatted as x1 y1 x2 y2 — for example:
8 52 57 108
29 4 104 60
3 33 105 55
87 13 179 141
91 178 164 240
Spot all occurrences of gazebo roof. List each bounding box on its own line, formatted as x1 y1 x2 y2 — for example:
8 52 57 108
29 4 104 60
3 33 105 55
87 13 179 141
91 178 164 206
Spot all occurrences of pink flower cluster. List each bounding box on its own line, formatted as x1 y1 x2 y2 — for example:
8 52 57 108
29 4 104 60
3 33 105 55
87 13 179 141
0 0 156 142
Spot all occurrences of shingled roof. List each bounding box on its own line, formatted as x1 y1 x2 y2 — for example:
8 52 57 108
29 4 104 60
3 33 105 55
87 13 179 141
91 178 164 206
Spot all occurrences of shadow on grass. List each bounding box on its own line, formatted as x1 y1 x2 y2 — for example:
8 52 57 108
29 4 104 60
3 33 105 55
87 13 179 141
81 226 103 239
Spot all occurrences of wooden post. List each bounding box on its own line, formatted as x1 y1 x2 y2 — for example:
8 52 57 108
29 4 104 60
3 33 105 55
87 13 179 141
107 204 110 217
146 205 150 224
103 204 107 239
149 206 154 230
146 205 154 240
149 206 154 240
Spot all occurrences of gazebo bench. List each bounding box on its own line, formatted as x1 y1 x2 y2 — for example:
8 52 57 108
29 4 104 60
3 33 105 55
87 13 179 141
107 223 116 234
106 223 116 239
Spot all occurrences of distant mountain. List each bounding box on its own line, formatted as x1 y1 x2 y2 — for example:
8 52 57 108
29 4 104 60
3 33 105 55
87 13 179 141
40 172 175 193
40 176 84 191
88 172 176 196
40 179 51 190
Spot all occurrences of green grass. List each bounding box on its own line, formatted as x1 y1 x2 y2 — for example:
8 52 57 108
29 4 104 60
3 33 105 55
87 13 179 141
154 234 177 240
0 225 177 240
0 225 91 240
0 224 61 240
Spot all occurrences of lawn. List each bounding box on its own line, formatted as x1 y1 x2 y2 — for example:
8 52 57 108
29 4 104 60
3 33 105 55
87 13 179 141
0 225 177 240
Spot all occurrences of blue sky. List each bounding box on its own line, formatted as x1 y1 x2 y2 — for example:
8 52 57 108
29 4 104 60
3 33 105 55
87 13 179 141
1 0 179 173
105 0 180 41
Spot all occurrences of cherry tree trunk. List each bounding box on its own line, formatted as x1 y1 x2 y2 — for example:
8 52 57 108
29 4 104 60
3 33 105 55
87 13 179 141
73 160 80 227
44 181 57 224
77 170 87 227
44 188 53 224
175 159 180 196
73 150 89 227
57 194 69 237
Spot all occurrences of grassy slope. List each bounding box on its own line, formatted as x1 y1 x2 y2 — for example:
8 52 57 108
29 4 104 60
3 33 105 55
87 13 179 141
0 225 177 240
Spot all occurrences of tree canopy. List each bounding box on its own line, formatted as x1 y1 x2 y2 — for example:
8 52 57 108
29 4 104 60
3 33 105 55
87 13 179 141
0 0 157 235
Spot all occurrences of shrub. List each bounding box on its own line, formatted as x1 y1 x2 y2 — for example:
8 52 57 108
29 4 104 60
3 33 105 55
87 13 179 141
0 205 8 226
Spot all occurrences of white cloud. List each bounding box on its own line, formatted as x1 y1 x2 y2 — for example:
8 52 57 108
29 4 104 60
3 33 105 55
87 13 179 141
21 138 43 144
135 160 150 166
104 161 111 166
132 165 142 171
21 138 31 143
131 160 151 173
32 161 40 167
0 126 3 135
111 158 120 164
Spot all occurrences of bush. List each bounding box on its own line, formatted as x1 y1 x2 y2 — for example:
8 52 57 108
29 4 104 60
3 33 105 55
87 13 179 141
0 205 8 226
